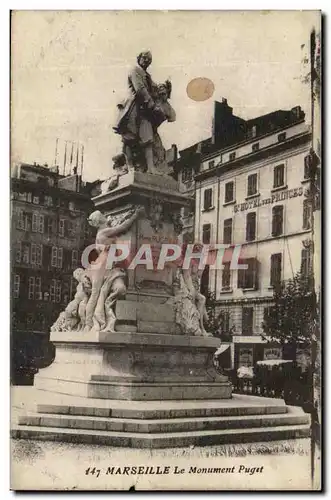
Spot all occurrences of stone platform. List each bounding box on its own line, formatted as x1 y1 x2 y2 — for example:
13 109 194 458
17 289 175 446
33 331 232 401
11 389 310 448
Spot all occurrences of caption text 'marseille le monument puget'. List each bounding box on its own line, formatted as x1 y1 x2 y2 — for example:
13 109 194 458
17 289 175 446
12 51 310 448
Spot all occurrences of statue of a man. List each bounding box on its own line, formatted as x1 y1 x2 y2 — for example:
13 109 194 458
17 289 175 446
113 50 176 173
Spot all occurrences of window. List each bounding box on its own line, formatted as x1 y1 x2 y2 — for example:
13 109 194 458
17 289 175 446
203 188 213 210
15 241 22 263
36 245 43 265
200 265 210 297
48 218 55 235
270 253 282 287
242 307 254 335
222 311 230 333
202 224 211 244
67 220 75 237
18 192 27 201
16 209 25 230
72 250 78 268
301 248 312 277
35 277 42 300
247 173 258 196
222 262 231 290
252 143 259 152
33 196 39 204
38 214 44 233
45 195 53 207
31 243 37 264
27 192 32 203
208 160 215 169
32 213 38 232
28 277 35 300
57 248 63 268
22 244 30 264
238 258 258 290
304 155 312 180
50 279 56 302
229 152 236 161
55 281 62 303
273 164 285 188
272 205 284 237
70 277 75 300
223 218 232 244
278 132 286 142
225 181 234 203
263 306 274 323
182 167 193 183
13 275 20 298
246 212 257 241
303 199 312 230
51 246 58 267
59 219 65 237
251 125 257 138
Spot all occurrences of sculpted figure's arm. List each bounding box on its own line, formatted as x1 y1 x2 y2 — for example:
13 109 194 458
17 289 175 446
97 206 145 243
130 66 155 110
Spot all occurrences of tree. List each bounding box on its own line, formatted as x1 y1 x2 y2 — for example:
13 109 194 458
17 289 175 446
262 271 316 351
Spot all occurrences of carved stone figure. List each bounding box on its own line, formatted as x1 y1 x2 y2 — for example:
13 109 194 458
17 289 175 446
113 51 176 173
83 205 145 332
170 265 212 337
51 268 92 332
100 153 129 194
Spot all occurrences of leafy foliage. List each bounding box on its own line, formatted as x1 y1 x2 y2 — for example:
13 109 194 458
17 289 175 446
262 272 316 348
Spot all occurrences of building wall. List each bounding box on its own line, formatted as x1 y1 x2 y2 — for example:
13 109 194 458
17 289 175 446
11 164 95 334
179 107 312 369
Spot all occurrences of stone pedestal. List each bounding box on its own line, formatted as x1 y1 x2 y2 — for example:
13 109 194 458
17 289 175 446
92 170 188 302
34 170 232 401
34 331 231 400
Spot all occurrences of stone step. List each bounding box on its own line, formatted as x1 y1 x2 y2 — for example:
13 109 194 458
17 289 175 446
18 409 310 434
11 423 311 448
36 400 287 419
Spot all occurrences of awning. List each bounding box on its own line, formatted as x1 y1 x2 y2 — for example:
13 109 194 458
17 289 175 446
214 345 230 356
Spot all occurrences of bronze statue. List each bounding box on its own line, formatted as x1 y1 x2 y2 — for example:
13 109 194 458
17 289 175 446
113 51 176 173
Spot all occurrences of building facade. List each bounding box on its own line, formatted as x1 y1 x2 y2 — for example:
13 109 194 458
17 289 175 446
11 163 96 383
177 99 313 369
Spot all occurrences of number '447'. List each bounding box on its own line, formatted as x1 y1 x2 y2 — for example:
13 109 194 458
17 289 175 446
85 467 101 478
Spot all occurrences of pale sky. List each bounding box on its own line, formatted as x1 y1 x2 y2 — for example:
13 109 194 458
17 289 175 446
11 10 319 181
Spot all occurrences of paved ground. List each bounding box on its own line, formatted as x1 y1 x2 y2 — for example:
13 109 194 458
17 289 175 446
11 437 314 491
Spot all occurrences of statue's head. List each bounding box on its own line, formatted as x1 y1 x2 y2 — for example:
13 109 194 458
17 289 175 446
137 50 152 70
73 268 85 282
87 210 107 228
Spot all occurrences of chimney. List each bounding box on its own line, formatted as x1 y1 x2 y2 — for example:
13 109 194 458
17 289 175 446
212 99 233 144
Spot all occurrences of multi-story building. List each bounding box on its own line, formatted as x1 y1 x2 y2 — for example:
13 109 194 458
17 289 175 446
176 99 313 370
11 162 96 383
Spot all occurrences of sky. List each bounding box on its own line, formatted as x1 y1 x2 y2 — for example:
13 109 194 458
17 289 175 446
11 10 320 182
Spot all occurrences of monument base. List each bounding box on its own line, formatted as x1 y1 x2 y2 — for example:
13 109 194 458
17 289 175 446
12 388 310 448
11 330 310 448
33 331 232 401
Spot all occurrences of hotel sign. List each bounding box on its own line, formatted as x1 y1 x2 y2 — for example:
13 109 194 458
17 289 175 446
234 186 304 213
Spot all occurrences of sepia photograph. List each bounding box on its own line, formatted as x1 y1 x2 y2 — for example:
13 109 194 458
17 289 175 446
10 10 321 491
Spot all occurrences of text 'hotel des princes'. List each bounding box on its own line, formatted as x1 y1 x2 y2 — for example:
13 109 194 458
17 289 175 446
175 98 313 369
